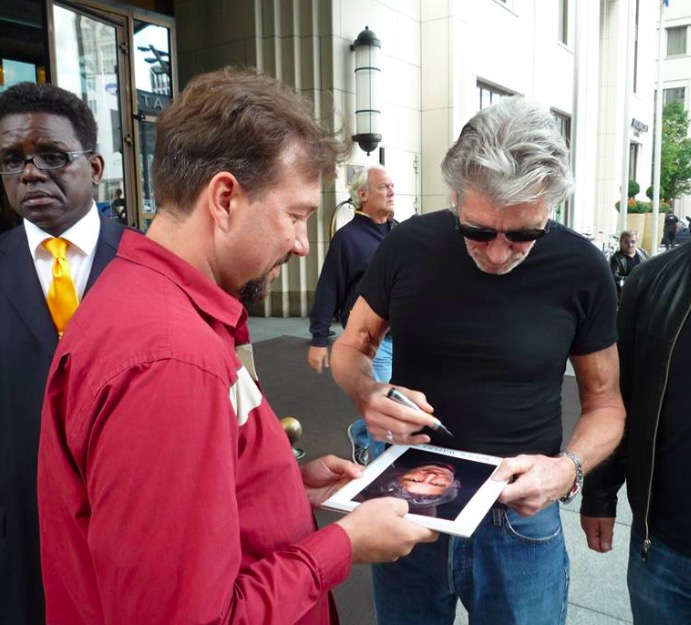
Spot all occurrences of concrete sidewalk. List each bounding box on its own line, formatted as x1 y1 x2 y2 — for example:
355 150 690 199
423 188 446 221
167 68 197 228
247 316 634 625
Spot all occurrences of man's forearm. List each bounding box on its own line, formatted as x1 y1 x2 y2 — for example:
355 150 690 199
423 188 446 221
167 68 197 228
563 405 625 475
331 339 375 401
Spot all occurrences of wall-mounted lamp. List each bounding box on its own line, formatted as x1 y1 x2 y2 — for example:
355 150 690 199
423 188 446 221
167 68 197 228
351 26 382 155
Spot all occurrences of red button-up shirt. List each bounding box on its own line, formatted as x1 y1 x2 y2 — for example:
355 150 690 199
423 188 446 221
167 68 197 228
38 231 351 625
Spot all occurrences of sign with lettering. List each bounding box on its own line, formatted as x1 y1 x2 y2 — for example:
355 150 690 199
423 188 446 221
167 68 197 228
136 89 172 116
631 118 649 135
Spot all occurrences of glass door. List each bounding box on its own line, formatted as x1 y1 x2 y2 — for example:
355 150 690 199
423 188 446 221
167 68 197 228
49 2 133 225
0 0 49 233
131 19 172 230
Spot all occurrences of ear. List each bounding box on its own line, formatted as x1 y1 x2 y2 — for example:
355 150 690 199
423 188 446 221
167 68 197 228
206 171 240 233
90 153 105 186
451 190 459 208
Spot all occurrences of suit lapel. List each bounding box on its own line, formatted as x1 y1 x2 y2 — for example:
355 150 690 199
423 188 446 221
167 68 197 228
85 217 126 293
0 227 58 352
0 219 126 350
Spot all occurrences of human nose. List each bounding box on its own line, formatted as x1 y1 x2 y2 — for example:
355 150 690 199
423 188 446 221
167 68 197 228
19 158 48 182
292 221 310 257
484 235 514 265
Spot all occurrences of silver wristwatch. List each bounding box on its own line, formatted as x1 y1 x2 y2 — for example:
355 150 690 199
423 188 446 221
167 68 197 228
558 451 583 504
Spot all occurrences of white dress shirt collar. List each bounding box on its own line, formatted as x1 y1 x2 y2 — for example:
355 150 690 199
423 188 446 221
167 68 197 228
24 202 101 258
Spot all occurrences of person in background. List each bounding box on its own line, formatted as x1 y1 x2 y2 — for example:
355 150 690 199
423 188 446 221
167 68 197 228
331 97 625 625
307 164 396 465
0 81 127 625
581 239 691 624
663 208 680 250
111 187 126 224
37 67 435 625
609 229 647 298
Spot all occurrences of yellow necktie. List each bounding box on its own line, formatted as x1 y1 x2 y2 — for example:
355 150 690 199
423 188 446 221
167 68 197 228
43 237 80 336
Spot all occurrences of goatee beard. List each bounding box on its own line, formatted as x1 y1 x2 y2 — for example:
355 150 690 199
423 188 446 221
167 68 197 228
239 253 292 304
239 276 270 304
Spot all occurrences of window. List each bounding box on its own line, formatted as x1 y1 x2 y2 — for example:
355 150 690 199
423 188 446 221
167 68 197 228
667 26 687 56
551 110 571 224
552 110 571 147
629 142 639 183
664 87 686 107
476 81 513 112
558 0 568 45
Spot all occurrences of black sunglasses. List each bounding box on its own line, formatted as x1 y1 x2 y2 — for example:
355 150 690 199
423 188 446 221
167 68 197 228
456 219 550 243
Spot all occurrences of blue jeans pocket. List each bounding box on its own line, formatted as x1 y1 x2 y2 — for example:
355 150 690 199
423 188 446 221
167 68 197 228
502 503 563 544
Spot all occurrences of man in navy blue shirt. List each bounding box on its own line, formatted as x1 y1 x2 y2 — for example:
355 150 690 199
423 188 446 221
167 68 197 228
307 164 396 464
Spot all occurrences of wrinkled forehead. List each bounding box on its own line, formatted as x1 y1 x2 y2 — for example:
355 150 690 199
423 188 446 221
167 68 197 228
0 112 80 150
458 186 550 227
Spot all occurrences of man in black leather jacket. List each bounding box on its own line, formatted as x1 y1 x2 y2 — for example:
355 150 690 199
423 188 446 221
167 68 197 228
609 230 647 298
580 241 691 624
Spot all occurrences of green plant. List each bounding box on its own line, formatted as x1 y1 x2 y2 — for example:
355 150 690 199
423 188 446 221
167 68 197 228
615 198 652 214
628 180 640 198
652 100 691 202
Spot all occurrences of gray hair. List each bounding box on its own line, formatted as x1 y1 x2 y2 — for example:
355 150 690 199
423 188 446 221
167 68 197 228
442 97 573 211
348 164 386 209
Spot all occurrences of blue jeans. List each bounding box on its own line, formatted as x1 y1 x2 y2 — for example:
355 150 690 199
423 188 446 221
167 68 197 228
628 526 691 624
349 335 393 460
372 503 569 625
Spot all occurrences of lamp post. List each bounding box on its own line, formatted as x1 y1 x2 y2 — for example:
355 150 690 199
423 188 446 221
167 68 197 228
351 26 382 155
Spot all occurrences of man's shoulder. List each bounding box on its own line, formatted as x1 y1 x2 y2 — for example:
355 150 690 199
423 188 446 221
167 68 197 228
67 268 238 390
548 223 606 260
98 218 134 244
0 224 25 251
389 210 451 237
635 243 691 279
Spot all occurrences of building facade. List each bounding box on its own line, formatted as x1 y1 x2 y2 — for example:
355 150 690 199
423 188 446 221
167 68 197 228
0 0 176 232
1 0 667 316
660 1 691 217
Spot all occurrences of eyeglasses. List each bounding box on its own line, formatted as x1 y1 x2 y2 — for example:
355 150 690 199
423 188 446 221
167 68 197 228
0 150 93 175
456 221 550 243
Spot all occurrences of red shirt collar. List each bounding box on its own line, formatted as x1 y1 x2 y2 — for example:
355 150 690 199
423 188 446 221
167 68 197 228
117 230 247 331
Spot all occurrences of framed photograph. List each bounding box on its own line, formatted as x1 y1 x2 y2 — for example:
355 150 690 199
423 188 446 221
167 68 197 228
322 444 508 537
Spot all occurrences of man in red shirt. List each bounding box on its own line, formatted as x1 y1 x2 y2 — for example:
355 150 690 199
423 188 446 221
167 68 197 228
37 67 436 625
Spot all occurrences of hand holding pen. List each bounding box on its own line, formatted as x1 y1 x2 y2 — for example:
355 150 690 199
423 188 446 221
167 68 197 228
386 387 454 440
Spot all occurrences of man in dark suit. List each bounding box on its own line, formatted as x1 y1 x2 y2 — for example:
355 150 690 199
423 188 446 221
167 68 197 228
0 82 127 625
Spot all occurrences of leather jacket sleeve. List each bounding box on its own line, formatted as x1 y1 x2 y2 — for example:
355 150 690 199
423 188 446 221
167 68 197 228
580 438 627 517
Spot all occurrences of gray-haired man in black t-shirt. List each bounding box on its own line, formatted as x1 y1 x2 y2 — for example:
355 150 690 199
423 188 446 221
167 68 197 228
330 97 625 625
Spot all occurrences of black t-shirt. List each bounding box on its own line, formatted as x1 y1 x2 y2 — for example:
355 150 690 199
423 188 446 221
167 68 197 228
664 214 679 232
650 313 691 556
360 210 617 457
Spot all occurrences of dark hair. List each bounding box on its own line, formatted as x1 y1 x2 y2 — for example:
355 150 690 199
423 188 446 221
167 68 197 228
152 66 348 213
619 229 637 243
0 82 98 151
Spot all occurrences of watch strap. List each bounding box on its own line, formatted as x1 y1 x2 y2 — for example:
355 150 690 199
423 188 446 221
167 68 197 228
558 450 583 504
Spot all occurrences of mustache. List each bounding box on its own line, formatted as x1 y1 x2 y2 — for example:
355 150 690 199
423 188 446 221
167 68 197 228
274 253 292 267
